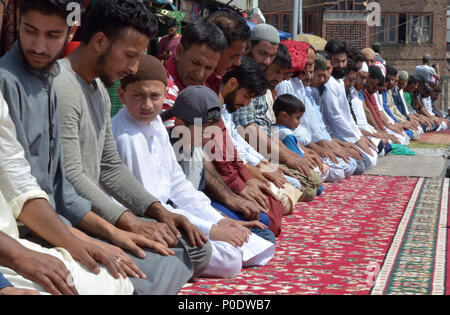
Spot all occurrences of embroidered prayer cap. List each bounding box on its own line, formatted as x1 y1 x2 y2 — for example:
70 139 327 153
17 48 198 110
250 23 280 45
283 39 310 73
121 54 168 88
171 86 222 125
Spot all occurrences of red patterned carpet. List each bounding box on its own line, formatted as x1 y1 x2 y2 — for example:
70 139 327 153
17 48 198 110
179 175 432 295
417 130 450 145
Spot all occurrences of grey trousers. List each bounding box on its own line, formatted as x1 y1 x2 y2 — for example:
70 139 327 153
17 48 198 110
136 217 212 279
21 216 212 295
126 232 212 295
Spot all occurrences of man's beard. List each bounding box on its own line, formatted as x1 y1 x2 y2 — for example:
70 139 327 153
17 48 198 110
332 67 347 80
98 74 115 88
96 44 116 88
19 33 69 72
224 89 241 113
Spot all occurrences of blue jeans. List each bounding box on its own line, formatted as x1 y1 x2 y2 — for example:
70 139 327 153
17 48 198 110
211 201 276 244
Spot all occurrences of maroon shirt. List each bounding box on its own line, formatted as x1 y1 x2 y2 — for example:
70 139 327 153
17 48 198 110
364 89 386 131
166 57 284 236
158 35 182 61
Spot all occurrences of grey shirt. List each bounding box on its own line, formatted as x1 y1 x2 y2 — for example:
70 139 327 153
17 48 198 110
0 43 91 226
169 130 206 191
415 64 436 83
54 59 160 224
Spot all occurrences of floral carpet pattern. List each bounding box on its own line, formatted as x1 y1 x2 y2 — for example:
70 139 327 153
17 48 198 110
179 175 430 295
416 130 450 145
372 177 449 295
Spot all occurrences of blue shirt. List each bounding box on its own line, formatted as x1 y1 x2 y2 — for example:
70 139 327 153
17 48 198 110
304 86 333 143
358 89 365 101
0 272 12 290
391 86 409 118
271 124 305 158
321 76 362 144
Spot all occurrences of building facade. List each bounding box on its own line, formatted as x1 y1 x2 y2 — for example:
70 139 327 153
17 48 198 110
259 0 449 109
260 0 322 34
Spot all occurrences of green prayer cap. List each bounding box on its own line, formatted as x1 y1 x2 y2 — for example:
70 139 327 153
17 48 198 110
314 53 327 71
398 71 409 81
372 42 382 53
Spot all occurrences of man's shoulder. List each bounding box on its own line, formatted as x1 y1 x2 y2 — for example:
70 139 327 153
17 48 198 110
0 68 22 91
0 55 23 84
111 110 138 143
416 64 435 74
0 63 28 107
111 109 126 131
325 76 339 87
272 124 293 139
159 35 171 42
324 76 341 96
250 93 268 107
54 60 81 91
277 79 292 89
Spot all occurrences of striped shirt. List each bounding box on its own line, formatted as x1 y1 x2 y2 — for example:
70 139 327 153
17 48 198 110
162 57 187 128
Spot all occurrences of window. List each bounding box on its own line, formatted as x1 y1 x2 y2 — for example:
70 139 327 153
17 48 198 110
264 12 291 33
447 6 450 43
398 14 407 44
421 15 432 43
283 14 290 33
409 15 421 43
388 15 397 43
303 12 315 34
271 15 279 28
377 16 385 43
377 13 432 44
324 0 366 11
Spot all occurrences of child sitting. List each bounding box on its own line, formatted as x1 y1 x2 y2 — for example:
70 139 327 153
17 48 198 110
272 94 325 197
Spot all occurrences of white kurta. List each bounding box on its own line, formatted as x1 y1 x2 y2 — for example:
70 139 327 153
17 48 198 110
350 90 378 134
321 76 363 144
111 108 275 278
349 88 382 151
422 97 435 116
0 93 133 295
374 91 410 145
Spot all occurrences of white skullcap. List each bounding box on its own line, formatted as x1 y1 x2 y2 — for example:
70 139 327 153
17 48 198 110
361 62 369 73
